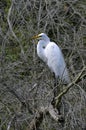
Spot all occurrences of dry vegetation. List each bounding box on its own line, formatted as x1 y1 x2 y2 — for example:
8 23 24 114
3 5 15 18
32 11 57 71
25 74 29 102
0 0 86 130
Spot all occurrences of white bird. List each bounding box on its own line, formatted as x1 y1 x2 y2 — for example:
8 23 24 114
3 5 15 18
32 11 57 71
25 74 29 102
32 33 70 84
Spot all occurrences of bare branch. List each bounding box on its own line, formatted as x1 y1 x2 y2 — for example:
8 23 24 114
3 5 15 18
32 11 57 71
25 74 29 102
7 115 15 130
55 66 86 106
7 1 27 61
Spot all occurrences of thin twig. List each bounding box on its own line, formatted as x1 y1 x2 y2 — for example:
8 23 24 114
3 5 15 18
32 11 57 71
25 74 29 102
7 115 15 130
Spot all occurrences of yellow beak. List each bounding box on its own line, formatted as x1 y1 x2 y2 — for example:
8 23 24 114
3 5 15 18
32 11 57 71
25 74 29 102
31 34 40 40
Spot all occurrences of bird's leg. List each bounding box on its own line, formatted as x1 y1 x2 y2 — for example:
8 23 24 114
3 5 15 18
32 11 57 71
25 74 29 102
52 73 60 97
52 73 61 114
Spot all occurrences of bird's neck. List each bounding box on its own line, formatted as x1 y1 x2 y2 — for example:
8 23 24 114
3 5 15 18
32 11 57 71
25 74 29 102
37 40 49 62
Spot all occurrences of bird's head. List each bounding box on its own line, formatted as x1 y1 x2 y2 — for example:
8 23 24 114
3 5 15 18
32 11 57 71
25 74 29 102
31 33 50 42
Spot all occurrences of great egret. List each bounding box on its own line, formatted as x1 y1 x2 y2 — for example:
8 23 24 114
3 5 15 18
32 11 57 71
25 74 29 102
32 33 70 84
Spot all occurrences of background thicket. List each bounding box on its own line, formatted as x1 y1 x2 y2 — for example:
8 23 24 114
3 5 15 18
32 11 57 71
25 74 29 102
0 0 86 130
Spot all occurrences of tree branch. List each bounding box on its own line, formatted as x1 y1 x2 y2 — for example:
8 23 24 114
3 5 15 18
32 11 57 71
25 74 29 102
55 66 86 106
7 1 27 61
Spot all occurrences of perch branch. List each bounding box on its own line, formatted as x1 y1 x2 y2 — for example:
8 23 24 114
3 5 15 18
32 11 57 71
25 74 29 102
55 66 86 106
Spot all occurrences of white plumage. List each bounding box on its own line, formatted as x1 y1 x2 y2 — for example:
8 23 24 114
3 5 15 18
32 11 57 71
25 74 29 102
32 33 70 84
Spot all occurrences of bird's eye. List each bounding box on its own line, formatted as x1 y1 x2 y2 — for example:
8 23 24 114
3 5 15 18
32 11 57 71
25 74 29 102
43 46 45 49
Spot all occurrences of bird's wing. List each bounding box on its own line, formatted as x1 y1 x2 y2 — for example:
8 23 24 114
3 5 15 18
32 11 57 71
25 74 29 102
44 42 70 83
44 42 62 71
